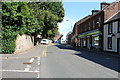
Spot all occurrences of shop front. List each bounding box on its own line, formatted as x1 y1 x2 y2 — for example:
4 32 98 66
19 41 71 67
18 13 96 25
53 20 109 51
92 35 100 50
77 30 102 50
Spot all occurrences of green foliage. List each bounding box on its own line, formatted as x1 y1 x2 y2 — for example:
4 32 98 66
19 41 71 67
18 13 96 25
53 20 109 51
1 2 64 54
1 25 17 53
38 2 64 39
2 2 32 54
2 35 16 54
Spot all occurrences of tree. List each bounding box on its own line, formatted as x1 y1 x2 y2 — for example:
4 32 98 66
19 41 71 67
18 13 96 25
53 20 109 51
1 2 64 53
28 2 64 39
2 2 37 53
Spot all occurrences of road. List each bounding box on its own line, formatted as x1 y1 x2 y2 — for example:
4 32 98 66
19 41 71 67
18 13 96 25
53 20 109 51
0 43 120 78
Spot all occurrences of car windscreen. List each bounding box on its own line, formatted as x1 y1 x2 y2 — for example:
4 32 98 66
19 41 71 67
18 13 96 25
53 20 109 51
42 40 47 42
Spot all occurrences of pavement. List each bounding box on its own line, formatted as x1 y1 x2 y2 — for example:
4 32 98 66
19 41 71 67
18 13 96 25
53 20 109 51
0 43 120 78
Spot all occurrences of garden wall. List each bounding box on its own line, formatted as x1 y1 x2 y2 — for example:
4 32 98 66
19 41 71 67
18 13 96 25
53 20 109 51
14 34 34 54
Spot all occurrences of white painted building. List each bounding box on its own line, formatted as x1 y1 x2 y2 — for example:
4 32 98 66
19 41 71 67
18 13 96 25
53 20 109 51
103 11 120 54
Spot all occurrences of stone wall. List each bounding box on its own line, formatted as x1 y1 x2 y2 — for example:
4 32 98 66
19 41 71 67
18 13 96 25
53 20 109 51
14 34 34 54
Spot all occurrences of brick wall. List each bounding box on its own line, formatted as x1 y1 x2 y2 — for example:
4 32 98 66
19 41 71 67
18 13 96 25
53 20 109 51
78 11 104 34
14 34 34 54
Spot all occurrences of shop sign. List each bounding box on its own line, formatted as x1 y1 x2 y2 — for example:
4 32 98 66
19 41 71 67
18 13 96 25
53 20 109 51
77 31 100 38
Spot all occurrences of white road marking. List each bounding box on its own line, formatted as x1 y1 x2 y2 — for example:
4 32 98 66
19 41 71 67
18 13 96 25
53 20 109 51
1 57 41 78
29 58 34 63
37 72 40 78
37 57 40 78
36 67 40 78
24 68 30 71
37 57 41 66
38 62 40 66
0 70 39 73
37 57 40 60
27 65 31 68
24 58 35 72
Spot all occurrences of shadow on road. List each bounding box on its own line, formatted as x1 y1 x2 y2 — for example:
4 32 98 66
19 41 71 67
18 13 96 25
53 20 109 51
54 44 79 51
55 44 120 72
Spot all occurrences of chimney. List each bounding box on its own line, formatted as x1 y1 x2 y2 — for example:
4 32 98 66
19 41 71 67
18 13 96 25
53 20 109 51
116 0 120 2
92 10 99 15
101 2 110 10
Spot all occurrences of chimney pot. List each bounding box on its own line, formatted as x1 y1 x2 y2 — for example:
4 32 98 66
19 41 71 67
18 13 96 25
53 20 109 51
101 2 110 10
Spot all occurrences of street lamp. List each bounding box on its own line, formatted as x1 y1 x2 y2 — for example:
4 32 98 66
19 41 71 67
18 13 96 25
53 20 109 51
66 20 73 31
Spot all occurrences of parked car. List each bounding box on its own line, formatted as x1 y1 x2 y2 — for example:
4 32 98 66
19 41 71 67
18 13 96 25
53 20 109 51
54 40 58 43
61 40 66 44
40 39 49 45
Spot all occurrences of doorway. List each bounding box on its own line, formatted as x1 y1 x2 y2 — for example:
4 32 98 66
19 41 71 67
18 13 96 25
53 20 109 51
87 38 90 49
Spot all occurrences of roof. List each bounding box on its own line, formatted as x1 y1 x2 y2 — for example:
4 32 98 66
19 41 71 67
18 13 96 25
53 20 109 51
73 15 91 32
75 1 119 25
58 34 63 40
75 15 91 26
105 10 120 23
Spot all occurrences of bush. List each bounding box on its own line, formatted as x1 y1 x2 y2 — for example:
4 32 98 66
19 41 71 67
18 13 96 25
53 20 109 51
2 38 16 54
1 27 17 54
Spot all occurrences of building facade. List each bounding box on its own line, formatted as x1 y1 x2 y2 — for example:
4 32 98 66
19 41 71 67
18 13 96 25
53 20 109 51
72 1 120 53
104 13 120 54
72 15 91 47
77 10 104 50
103 1 120 54
66 32 73 45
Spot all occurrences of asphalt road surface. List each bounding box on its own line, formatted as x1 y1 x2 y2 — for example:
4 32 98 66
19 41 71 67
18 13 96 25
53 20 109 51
1 43 120 78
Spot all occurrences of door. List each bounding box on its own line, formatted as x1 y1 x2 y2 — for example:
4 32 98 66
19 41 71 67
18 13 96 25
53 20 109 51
78 39 81 47
87 38 90 49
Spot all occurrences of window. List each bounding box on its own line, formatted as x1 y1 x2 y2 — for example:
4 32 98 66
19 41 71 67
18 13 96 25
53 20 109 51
108 23 113 34
98 17 101 27
93 20 95 29
83 39 86 47
118 21 120 33
108 37 112 49
85 24 86 31
89 22 91 30
91 21 93 29
93 36 99 46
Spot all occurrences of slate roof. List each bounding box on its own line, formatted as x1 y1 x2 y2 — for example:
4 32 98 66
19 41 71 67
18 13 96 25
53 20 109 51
105 11 120 23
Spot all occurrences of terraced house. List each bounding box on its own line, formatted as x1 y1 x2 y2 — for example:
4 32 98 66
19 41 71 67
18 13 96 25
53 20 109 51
103 0 120 54
72 0 120 53
73 3 105 50
72 15 91 47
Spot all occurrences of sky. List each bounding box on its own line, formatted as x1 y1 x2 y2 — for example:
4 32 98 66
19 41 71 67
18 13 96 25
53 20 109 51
58 1 115 39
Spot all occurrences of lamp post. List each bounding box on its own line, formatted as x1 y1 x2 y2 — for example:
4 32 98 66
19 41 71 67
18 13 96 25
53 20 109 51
66 20 72 31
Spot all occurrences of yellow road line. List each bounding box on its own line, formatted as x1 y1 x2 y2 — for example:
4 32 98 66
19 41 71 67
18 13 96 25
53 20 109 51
42 45 47 57
44 45 47 57
42 50 44 56
44 50 46 57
